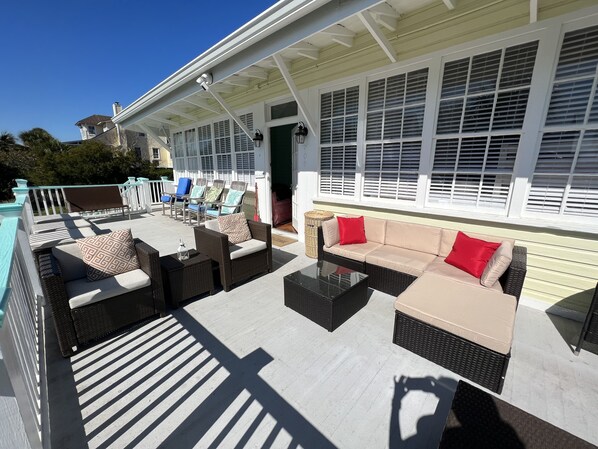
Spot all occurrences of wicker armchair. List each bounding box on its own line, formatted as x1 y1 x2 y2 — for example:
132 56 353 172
194 219 272 292
38 239 166 357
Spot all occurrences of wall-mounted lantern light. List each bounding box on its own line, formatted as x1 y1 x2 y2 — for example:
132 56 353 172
252 129 264 147
295 121 308 144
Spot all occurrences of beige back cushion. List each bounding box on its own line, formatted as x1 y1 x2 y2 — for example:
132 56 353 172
321 218 340 248
385 221 442 255
52 243 87 282
439 229 515 258
480 241 514 287
364 217 386 244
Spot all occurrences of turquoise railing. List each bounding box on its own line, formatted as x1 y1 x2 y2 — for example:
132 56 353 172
0 180 48 449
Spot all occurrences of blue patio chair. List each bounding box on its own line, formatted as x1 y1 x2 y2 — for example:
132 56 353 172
174 178 207 223
161 177 192 216
204 181 248 220
187 180 226 225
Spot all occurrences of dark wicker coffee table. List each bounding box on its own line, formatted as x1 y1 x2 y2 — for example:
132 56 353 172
439 380 597 449
283 261 368 331
160 249 215 308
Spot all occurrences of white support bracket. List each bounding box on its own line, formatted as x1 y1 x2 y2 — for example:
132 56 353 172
239 66 269 80
368 3 400 32
147 115 179 126
137 123 171 152
183 97 221 114
442 0 457 10
530 0 537 23
164 106 197 122
289 42 320 61
321 24 356 48
273 53 318 140
357 10 397 63
198 80 254 140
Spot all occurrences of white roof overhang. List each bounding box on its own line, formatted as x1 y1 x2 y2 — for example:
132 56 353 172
114 0 385 128
113 0 544 133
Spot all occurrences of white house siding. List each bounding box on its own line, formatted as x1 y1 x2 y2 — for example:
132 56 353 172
165 0 598 312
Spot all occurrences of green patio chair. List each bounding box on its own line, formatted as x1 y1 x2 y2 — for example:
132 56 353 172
204 181 248 221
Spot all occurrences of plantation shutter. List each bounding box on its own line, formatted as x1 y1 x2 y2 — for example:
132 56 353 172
184 129 198 171
172 132 185 173
429 41 538 210
363 68 428 201
527 25 598 218
234 113 255 185
214 119 232 183
198 124 214 181
319 86 359 196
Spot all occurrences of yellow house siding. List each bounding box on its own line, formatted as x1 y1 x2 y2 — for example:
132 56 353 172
313 200 598 313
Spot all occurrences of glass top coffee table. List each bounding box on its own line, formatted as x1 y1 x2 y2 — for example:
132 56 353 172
283 261 369 331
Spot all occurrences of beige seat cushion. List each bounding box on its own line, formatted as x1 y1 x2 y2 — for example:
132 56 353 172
366 246 436 277
324 242 382 262
425 257 503 292
67 268 151 309
385 221 442 255
395 272 516 354
230 239 267 260
439 229 515 258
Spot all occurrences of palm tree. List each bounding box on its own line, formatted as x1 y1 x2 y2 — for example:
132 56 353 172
0 132 17 150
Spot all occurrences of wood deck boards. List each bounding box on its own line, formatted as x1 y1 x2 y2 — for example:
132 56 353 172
45 213 598 449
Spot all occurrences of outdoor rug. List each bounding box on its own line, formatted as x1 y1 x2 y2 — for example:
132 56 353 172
272 234 297 247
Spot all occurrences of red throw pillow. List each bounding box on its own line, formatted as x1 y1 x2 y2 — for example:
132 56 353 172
445 231 500 278
337 216 367 245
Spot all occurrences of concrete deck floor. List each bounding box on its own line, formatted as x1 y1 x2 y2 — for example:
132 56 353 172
45 212 598 449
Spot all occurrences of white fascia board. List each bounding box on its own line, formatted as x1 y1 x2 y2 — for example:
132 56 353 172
115 0 384 128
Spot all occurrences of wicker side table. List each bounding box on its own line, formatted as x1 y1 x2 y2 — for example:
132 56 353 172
160 249 215 308
304 210 334 258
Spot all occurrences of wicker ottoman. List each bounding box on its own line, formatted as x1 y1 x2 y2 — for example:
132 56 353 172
439 381 597 448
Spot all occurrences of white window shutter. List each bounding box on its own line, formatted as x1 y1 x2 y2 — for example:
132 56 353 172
363 68 428 202
527 25 598 218
429 41 538 211
319 87 359 196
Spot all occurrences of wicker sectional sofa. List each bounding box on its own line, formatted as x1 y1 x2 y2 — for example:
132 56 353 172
317 216 527 393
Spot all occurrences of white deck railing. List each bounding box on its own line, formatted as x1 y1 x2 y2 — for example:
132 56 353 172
0 184 48 449
27 178 173 219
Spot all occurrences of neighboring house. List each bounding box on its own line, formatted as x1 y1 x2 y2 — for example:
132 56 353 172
75 106 172 168
112 0 598 315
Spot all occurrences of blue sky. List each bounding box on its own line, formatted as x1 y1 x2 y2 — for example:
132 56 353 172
0 0 276 142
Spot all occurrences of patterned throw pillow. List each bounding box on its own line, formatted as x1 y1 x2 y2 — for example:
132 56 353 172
221 189 244 214
204 186 223 203
189 185 206 205
76 229 140 281
218 213 252 244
